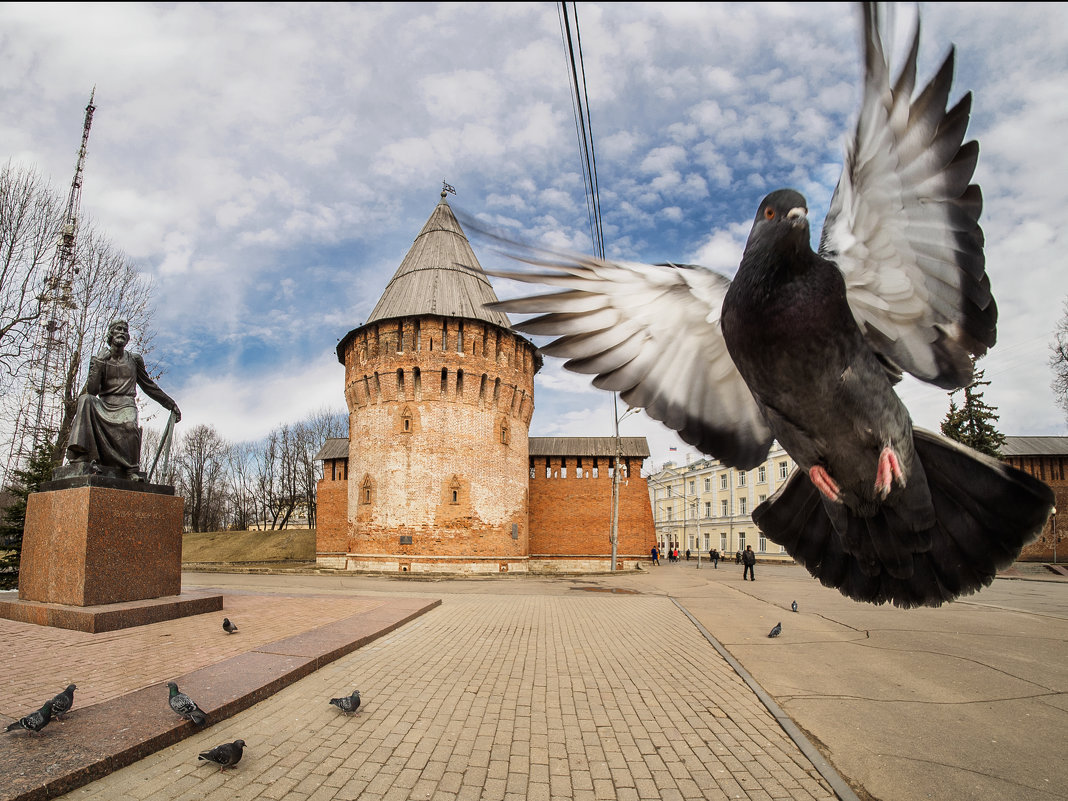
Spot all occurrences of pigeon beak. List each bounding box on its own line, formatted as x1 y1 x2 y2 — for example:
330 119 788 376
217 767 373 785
787 206 808 227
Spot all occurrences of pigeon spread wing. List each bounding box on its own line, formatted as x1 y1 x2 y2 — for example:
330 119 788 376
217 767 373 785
486 253 774 469
819 4 994 390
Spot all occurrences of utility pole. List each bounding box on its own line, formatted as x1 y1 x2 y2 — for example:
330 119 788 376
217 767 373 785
6 89 96 474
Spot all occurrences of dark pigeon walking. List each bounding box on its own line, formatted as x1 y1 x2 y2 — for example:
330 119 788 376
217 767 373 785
791 601 798 613
768 622 782 638
168 682 207 725
5 700 53 734
329 689 361 715
199 739 245 770
481 2 1053 609
222 618 238 634
50 684 77 718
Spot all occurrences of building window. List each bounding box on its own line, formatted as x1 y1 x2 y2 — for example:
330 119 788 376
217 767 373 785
500 420 509 445
758 466 766 483
721 499 728 516
688 480 695 494
758 494 766 505
704 477 711 492
457 320 464 353
720 533 727 551
738 532 746 551
720 474 728 490
739 497 747 515
738 471 747 487
456 369 464 396
667 507 674 521
396 321 403 352
397 368 405 397
759 535 767 552
413 367 421 398
779 461 789 479
704 501 711 518
441 368 448 395
414 319 421 352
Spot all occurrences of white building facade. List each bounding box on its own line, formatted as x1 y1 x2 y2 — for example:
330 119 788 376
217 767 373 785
647 443 796 562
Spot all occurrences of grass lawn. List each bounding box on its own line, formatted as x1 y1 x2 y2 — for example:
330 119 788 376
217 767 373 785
182 528 316 564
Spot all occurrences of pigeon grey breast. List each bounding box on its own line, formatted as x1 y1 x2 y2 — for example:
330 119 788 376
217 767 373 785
168 682 207 725
480 1 1054 609
5 700 54 733
199 739 245 769
791 601 798 613
51 684 76 717
223 618 238 634
329 689 361 714
768 623 782 638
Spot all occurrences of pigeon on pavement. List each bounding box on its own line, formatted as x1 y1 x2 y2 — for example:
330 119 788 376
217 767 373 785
5 700 53 734
199 739 245 769
50 684 77 718
329 689 361 715
168 682 207 725
482 2 1054 609
222 618 238 634
768 622 783 638
791 601 798 613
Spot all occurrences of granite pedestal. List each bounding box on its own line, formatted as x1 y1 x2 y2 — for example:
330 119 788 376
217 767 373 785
0 475 222 632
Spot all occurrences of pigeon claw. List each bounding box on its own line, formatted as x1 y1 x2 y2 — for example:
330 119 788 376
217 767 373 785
808 465 841 502
874 446 904 499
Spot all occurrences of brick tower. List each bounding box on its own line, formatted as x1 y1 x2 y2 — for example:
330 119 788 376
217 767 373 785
333 191 541 573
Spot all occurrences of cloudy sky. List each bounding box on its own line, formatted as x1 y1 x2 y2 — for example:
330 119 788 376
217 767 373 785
1 2 1065 472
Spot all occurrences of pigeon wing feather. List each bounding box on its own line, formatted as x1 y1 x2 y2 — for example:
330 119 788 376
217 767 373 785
487 253 773 469
819 3 994 390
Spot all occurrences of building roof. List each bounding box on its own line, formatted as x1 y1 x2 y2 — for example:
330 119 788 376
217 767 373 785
1001 436 1068 457
313 437 350 461
528 437 650 459
315 436 651 461
336 192 514 363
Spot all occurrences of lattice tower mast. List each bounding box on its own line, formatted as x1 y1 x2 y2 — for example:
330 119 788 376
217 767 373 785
6 89 96 473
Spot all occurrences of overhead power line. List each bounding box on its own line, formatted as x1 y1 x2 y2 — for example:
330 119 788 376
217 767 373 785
558 2 605 260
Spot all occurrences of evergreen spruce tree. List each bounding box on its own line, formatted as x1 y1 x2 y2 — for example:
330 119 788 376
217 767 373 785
939 357 1005 458
0 441 55 589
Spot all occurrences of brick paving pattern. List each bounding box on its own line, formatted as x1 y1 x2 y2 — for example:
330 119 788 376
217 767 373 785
0 593 386 715
54 593 836 801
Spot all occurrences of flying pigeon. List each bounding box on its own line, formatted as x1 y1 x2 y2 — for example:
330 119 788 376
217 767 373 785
50 684 77 718
5 700 53 734
329 689 361 715
768 622 783 638
168 682 207 725
791 601 798 613
481 2 1054 609
222 618 238 634
199 739 245 770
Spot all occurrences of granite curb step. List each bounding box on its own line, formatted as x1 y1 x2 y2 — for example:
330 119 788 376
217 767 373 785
0 595 441 801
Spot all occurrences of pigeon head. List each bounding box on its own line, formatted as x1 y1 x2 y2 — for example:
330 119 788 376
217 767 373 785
745 189 810 251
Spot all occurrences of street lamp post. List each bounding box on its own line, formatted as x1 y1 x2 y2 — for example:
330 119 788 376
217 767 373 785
610 395 639 572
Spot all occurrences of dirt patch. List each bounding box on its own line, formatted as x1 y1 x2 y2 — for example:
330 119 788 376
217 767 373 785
181 528 316 564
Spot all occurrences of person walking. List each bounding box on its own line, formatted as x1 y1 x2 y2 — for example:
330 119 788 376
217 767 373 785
651 546 659 565
742 545 756 581
711 548 719 568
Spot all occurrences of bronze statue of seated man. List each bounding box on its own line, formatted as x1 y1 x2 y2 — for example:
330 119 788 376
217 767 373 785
59 320 181 482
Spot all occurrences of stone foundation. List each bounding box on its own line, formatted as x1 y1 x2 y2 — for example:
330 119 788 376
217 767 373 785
17 479 184 607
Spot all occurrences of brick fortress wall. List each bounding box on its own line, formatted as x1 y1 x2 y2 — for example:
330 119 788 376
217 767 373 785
528 455 657 571
338 314 537 573
1003 454 1066 561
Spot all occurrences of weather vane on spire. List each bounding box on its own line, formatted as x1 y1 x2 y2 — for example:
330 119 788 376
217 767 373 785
442 180 456 196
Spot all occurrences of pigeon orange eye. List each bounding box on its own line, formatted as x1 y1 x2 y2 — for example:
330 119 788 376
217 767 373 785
764 207 775 220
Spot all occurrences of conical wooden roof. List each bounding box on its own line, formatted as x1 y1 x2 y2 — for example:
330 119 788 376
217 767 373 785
365 192 511 328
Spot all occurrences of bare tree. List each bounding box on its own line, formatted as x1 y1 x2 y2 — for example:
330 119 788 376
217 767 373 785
225 441 258 531
0 163 62 386
294 406 347 528
1052 297 1068 425
175 424 230 532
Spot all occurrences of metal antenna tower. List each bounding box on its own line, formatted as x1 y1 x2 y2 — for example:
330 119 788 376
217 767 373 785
6 89 96 473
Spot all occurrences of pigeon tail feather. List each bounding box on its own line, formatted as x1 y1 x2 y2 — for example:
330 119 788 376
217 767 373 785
754 429 1053 608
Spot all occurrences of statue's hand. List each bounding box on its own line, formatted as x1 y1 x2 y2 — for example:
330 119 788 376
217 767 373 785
172 405 182 423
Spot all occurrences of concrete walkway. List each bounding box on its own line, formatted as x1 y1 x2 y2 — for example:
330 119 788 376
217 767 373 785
2 562 1065 801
